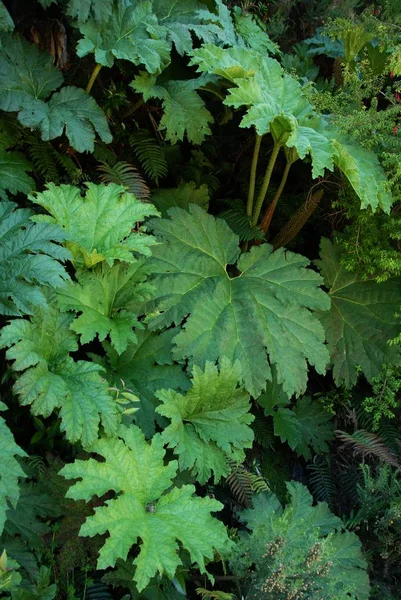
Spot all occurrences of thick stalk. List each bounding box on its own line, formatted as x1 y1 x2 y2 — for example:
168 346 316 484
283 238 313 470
246 133 263 217
260 159 292 233
251 141 281 227
86 63 102 94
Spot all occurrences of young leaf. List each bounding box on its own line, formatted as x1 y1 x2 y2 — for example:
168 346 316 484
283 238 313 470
151 182 209 216
0 402 26 535
0 200 70 316
156 359 254 484
131 73 213 145
317 238 401 387
0 304 118 446
58 261 155 354
60 425 232 591
29 183 159 267
146 205 330 398
99 328 190 437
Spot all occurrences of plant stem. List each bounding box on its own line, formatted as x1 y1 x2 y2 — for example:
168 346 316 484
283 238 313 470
247 132 263 217
260 159 292 233
86 63 102 94
251 141 281 227
122 97 144 119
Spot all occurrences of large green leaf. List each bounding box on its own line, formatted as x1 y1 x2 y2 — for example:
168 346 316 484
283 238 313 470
58 261 155 354
60 425 231 591
66 0 112 23
17 86 112 153
151 182 209 216
0 305 118 446
0 201 70 316
30 183 159 267
0 34 111 152
317 238 401 387
0 3 13 32
99 328 190 437
0 150 35 197
0 402 26 536
156 359 254 483
131 73 213 145
76 0 170 71
146 205 330 398
231 482 370 600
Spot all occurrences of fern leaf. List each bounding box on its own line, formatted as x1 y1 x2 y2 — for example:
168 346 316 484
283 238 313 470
336 429 401 469
307 455 336 509
98 161 150 200
25 134 60 183
130 129 168 184
226 461 253 507
219 205 265 241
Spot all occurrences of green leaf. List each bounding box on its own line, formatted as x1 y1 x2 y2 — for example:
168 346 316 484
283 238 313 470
233 9 279 56
0 201 70 316
151 182 209 216
156 359 254 484
0 34 111 152
0 304 118 446
58 261 155 354
317 238 401 387
18 86 112 153
146 205 330 398
131 73 213 145
30 183 159 268
76 0 170 71
0 402 26 536
0 33 63 110
66 0 112 23
0 3 13 31
60 425 231 591
100 328 190 437
0 150 35 196
232 482 370 600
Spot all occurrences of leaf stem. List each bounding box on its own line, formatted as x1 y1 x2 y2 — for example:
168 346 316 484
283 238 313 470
122 98 145 119
247 132 263 217
86 63 102 94
260 159 292 233
251 141 281 227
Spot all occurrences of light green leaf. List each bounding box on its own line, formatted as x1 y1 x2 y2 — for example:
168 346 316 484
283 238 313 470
58 261 155 354
76 0 170 71
29 183 159 268
233 9 279 56
0 150 35 196
131 73 213 145
0 201 70 316
317 238 401 387
156 359 254 483
151 182 209 216
0 304 118 446
60 425 231 591
146 205 330 398
0 402 26 535
100 328 190 437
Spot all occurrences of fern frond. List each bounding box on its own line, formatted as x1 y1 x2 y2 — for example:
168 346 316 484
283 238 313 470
336 429 401 469
248 472 270 495
86 580 113 600
307 455 336 509
130 129 168 184
252 413 275 449
98 161 150 200
220 205 265 241
25 134 60 183
196 588 234 600
226 461 253 507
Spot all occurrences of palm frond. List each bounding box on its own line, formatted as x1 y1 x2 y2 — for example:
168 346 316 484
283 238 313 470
97 161 150 200
130 129 168 184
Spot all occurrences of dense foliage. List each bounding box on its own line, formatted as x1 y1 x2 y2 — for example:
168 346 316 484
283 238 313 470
1 0 401 598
